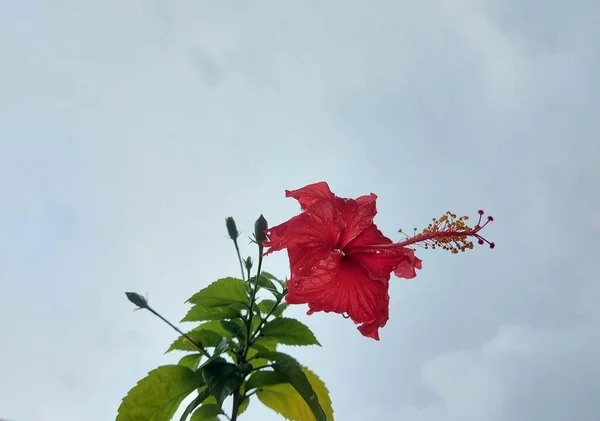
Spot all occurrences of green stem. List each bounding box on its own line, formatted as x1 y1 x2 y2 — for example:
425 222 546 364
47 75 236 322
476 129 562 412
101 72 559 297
245 253 263 350
230 392 241 421
233 239 246 281
251 364 273 372
250 289 287 343
146 306 210 358
231 245 265 420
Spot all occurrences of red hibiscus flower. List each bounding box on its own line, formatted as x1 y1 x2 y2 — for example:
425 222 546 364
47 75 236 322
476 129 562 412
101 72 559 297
263 182 422 340
264 182 494 340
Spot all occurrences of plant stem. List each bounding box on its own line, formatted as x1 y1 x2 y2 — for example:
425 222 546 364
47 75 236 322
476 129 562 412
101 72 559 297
146 306 210 358
245 254 263 350
250 289 287 343
230 391 241 421
233 239 246 281
232 239 265 420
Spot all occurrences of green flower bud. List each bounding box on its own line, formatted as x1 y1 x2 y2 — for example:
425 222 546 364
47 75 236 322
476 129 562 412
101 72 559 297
244 256 253 272
254 214 268 245
225 217 240 240
125 292 148 309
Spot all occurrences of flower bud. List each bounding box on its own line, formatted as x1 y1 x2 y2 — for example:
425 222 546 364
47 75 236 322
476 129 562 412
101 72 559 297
225 217 239 240
254 214 268 245
244 256 253 272
125 292 148 309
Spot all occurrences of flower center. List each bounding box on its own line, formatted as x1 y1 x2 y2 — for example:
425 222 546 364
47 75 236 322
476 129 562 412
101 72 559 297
334 247 345 256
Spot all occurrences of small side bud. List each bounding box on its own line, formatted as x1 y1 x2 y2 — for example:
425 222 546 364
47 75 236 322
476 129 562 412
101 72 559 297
125 292 148 309
244 256 253 272
254 214 268 245
225 217 240 240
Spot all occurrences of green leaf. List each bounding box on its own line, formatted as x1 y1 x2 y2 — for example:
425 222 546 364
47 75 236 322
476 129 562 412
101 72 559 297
257 366 332 421
261 318 321 346
250 274 281 296
182 305 240 322
180 388 210 421
272 304 288 317
166 329 223 353
252 337 278 352
238 395 250 416
258 299 288 317
257 299 276 314
195 320 235 338
190 404 223 421
117 365 204 421
256 368 333 421
302 367 334 421
199 338 230 368
201 361 244 407
261 271 287 288
168 320 237 353
220 320 246 341
246 370 287 391
253 353 327 421
178 354 203 370
187 278 248 308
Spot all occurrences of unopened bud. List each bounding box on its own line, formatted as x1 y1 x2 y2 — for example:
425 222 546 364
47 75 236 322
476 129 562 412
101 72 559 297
254 214 268 245
244 256 253 271
225 217 240 240
125 292 149 309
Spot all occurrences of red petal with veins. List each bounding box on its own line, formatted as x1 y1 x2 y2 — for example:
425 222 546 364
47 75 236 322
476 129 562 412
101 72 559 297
393 252 423 279
336 193 378 246
346 224 422 281
263 200 342 257
285 181 335 210
286 256 390 340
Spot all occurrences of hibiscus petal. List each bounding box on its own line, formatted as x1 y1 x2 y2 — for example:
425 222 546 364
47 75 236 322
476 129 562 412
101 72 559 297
264 200 343 256
285 248 343 299
346 225 422 281
286 257 390 340
337 193 379 247
393 252 423 279
285 181 334 210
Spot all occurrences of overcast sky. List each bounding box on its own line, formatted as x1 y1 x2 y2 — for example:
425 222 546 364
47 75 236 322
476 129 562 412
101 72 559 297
1 1 599 420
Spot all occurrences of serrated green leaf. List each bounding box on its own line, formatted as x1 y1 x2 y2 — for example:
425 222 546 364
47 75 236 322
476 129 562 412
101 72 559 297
220 320 246 340
261 271 287 288
238 395 250 416
179 388 210 421
195 320 234 338
201 361 244 407
257 300 288 317
198 389 217 406
261 318 321 346
168 320 236 353
117 365 204 421
272 304 288 317
252 337 278 352
178 354 203 370
187 278 248 308
257 299 277 314
246 370 287 391
259 354 327 421
190 404 223 421
182 305 240 322
257 366 332 421
166 329 223 353
199 338 230 368
250 274 281 296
